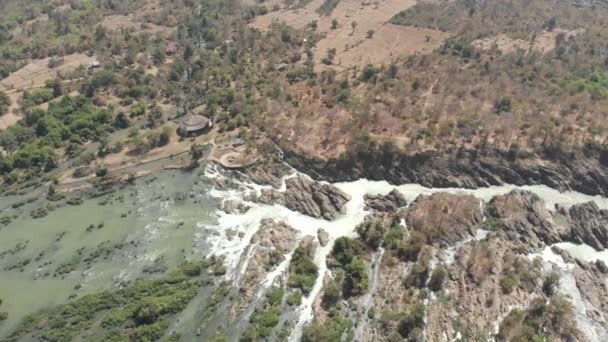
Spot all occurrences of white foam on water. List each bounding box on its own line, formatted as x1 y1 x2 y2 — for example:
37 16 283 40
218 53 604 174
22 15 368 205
553 242 608 264
198 165 608 341
529 246 608 342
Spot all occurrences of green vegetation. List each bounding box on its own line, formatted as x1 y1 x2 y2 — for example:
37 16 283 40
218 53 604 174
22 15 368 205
404 256 430 289
499 255 542 294
288 243 318 295
497 297 578 341
397 303 426 340
302 307 350 342
0 91 10 115
0 296 6 322
429 265 448 292
0 95 116 174
242 287 284 340
7 259 220 341
542 271 560 296
286 290 302 306
571 71 608 99
356 218 388 250
330 237 369 298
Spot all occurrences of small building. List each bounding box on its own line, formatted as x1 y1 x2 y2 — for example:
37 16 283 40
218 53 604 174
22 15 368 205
178 114 212 137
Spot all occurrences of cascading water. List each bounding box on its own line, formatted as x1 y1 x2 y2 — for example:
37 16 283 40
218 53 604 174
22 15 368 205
199 164 608 341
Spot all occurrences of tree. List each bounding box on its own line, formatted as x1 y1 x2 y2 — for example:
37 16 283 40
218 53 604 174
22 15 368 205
0 91 10 116
495 96 513 114
152 46 166 66
331 19 338 29
351 21 357 35
429 266 448 291
52 79 63 98
190 143 203 160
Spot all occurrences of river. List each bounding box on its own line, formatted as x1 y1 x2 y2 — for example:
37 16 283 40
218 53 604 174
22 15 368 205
1 163 607 340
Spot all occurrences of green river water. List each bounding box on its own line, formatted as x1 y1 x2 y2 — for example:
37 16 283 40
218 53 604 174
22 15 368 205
0 169 220 338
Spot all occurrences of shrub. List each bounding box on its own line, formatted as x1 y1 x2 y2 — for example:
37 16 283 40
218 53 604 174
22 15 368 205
398 303 426 339
0 91 11 115
499 275 518 294
359 64 379 83
495 96 513 114
288 245 318 294
429 265 448 292
542 271 560 296
342 257 369 298
287 291 302 306
405 257 430 288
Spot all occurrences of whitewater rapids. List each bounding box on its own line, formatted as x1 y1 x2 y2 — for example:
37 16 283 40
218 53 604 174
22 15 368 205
198 165 608 341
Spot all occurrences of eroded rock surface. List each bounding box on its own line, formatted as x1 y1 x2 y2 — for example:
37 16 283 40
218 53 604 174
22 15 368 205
488 190 568 249
568 202 608 251
364 189 407 213
231 219 298 317
406 192 482 245
258 176 351 220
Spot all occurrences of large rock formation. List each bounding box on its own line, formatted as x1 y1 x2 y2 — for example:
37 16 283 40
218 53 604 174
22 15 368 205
284 147 608 197
364 189 407 213
488 190 569 249
258 176 351 220
406 193 482 245
231 219 298 317
568 202 608 251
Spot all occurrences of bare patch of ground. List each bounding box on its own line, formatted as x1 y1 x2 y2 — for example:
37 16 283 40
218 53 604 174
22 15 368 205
0 92 23 129
472 28 583 54
250 0 447 70
328 24 450 70
0 53 95 93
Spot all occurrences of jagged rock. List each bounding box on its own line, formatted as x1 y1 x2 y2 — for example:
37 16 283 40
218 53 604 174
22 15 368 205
301 235 318 251
488 190 568 250
231 219 298 318
596 260 608 274
221 199 250 214
572 262 608 334
406 193 482 245
284 147 608 197
364 189 407 212
250 218 298 253
317 228 329 247
568 202 608 251
258 176 351 220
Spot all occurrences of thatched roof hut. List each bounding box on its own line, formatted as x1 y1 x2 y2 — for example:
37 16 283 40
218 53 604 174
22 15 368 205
178 114 211 136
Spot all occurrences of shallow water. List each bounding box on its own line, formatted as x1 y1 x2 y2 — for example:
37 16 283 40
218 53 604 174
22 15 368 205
0 169 219 337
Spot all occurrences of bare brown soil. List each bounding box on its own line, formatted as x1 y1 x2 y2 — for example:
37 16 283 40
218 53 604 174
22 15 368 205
250 0 449 70
0 53 95 92
472 28 583 54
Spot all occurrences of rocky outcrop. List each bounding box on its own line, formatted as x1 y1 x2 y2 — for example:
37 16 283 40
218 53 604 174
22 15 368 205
284 147 608 197
258 176 351 220
232 219 298 317
364 189 407 213
317 228 329 247
406 193 482 245
488 190 569 250
221 199 250 214
572 261 608 336
250 219 298 253
568 202 608 251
